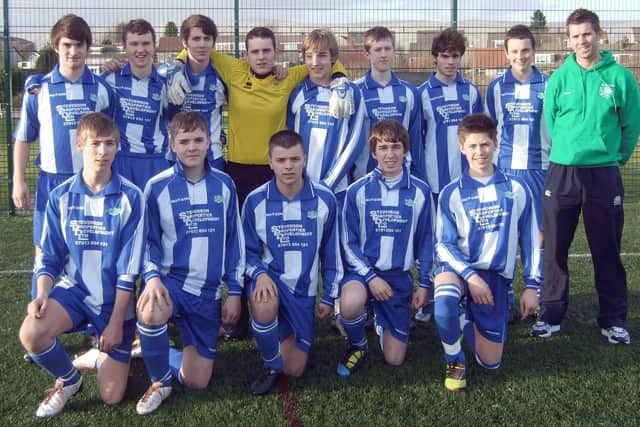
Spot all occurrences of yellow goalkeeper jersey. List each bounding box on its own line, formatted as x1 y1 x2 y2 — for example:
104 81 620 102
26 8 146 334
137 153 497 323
177 49 345 165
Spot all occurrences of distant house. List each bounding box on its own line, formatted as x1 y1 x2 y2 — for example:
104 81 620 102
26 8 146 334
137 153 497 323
0 36 37 68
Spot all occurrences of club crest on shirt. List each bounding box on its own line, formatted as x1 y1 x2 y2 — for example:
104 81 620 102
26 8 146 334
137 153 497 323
399 96 407 103
89 93 98 102
462 94 470 101
307 210 318 219
213 195 224 203
108 207 122 216
404 198 414 207
152 93 161 101
504 191 515 199
208 84 217 92
599 83 614 99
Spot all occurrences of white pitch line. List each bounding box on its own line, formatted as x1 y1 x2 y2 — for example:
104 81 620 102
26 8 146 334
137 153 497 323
1 253 640 276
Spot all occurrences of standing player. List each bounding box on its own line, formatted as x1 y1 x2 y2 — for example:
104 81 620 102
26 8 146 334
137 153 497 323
337 120 434 376
531 9 640 343
18 113 144 417
485 25 549 320
433 114 541 392
12 14 115 299
354 26 424 181
415 28 482 323
134 111 245 415
287 28 366 202
165 15 227 170
104 19 170 189
242 130 343 395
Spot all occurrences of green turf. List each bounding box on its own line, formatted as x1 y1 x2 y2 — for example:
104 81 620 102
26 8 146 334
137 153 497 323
1 204 639 426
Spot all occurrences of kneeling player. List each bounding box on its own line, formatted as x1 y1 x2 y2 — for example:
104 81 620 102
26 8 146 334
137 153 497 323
18 113 144 418
433 114 541 392
242 130 343 394
337 119 434 376
134 111 245 415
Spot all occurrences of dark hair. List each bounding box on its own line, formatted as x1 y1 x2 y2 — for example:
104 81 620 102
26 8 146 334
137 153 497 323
77 112 119 146
169 111 209 140
122 19 156 45
51 14 92 49
180 15 217 42
566 8 602 34
245 26 277 51
504 24 536 51
368 120 409 153
457 114 497 143
269 130 304 154
431 28 465 57
363 26 394 52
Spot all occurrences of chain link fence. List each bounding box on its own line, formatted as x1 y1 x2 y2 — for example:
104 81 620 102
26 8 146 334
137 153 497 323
1 0 639 214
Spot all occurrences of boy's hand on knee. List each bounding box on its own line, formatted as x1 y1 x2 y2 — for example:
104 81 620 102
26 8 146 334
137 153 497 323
467 274 494 306
137 278 170 313
317 302 332 320
253 273 278 304
27 295 48 319
368 277 393 301
222 295 241 325
100 320 123 353
412 288 428 309
519 288 538 320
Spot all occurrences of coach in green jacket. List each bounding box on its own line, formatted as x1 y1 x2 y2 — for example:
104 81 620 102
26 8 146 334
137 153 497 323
531 8 640 344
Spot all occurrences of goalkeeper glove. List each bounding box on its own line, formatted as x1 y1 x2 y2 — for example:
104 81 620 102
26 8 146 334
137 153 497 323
328 76 355 119
158 60 191 105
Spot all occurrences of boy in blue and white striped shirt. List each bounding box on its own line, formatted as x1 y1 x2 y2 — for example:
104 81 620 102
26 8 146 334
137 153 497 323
105 19 171 189
287 29 366 202
242 130 343 395
354 26 424 181
337 120 434 376
134 111 245 415
433 114 542 393
12 15 115 298
19 113 144 418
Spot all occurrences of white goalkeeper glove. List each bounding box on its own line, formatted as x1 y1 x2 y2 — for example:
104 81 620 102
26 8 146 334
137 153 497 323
158 60 191 105
328 76 355 119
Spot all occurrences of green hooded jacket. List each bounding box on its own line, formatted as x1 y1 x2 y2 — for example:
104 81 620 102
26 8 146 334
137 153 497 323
544 50 640 167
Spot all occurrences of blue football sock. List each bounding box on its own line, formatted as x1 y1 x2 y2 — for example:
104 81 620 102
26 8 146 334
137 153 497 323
137 321 171 386
169 348 184 384
341 311 368 350
251 317 282 371
434 284 465 364
29 338 81 386
459 301 475 353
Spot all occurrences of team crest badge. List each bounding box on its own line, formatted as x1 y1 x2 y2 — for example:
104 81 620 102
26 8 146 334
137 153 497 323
462 94 470 101
307 210 318 219
209 84 217 92
504 191 515 199
108 207 123 216
537 92 544 99
214 195 223 203
152 93 161 101
404 198 414 207
599 83 614 99
399 96 407 103
89 93 98 102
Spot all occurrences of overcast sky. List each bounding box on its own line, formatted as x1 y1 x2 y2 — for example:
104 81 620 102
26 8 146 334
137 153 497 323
4 0 639 47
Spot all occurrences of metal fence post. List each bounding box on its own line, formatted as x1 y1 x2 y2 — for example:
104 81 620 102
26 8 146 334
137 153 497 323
3 0 14 215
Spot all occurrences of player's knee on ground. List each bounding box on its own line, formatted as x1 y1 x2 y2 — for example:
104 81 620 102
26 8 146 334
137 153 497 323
474 336 503 370
98 380 127 405
382 333 407 366
339 281 367 319
181 371 210 390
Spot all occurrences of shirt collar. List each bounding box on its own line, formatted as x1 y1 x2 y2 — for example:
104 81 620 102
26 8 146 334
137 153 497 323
185 57 216 85
51 65 95 85
172 158 215 182
69 169 122 196
503 65 545 84
459 167 508 189
427 71 465 88
372 166 411 189
266 173 316 201
363 70 401 89
121 63 159 82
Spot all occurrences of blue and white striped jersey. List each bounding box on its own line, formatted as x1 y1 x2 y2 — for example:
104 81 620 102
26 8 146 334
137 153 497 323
435 169 542 289
242 176 343 306
354 71 424 181
485 66 550 171
166 58 227 164
104 63 169 156
14 65 115 174
143 161 245 300
342 167 434 288
419 72 482 193
287 77 366 194
35 172 145 315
